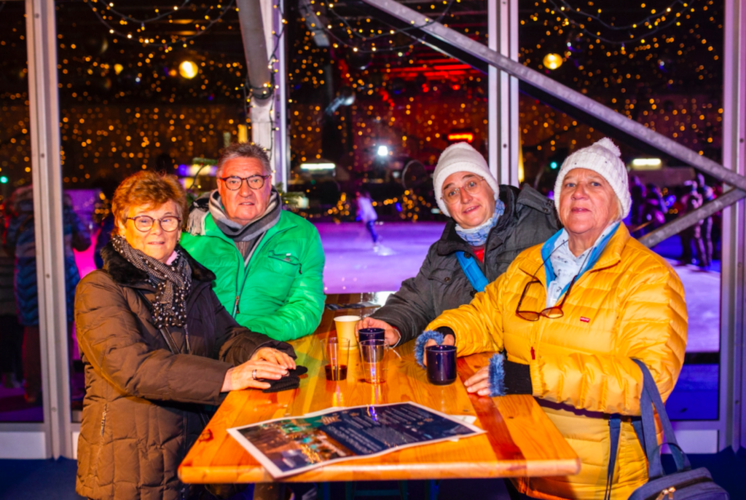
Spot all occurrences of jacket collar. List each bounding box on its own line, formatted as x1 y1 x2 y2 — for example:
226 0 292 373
518 223 630 285
200 209 294 243
101 242 216 287
436 185 550 257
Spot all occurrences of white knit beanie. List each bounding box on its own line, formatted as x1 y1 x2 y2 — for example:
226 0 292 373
433 142 499 217
553 138 631 219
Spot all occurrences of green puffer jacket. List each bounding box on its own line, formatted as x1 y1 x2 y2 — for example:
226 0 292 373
181 208 326 342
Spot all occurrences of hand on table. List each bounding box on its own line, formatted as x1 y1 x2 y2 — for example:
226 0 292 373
463 366 492 397
421 334 455 366
221 349 293 392
357 317 401 347
250 347 296 370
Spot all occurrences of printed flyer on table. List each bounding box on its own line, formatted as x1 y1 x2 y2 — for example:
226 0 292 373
227 401 485 478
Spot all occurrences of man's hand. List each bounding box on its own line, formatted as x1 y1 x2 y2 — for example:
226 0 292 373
463 365 491 396
251 347 296 370
357 317 401 347
422 334 455 366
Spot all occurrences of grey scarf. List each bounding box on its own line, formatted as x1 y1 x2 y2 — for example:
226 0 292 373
111 235 192 329
209 188 281 242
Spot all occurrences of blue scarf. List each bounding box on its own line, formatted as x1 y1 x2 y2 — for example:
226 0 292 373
454 199 505 247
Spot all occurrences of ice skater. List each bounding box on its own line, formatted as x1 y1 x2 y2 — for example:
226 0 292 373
356 190 380 248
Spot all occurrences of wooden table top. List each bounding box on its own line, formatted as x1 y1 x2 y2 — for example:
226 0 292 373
179 293 580 483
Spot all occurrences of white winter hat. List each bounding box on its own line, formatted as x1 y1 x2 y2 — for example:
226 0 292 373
433 142 499 217
553 137 631 219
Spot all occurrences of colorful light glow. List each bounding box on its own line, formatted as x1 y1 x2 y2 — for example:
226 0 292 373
447 132 474 143
179 60 198 79
543 53 563 70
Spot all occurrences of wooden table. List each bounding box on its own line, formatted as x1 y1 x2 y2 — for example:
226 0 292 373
179 293 579 484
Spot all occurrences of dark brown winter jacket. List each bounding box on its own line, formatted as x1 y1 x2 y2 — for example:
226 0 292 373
75 244 295 500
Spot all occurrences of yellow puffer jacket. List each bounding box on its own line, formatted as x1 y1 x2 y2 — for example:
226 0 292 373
427 224 687 500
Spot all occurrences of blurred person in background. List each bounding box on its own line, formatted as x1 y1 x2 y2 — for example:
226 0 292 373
182 143 325 342
696 173 716 269
3 186 91 403
0 201 23 388
356 190 380 248
679 180 708 269
358 142 559 347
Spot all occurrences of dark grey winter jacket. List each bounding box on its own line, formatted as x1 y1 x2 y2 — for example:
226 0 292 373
371 185 559 345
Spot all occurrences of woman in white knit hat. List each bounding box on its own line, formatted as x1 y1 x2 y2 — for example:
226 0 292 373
358 141 559 347
421 138 687 499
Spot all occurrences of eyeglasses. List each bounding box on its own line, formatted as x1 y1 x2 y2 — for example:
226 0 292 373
516 273 580 321
218 174 271 191
126 215 182 233
515 241 589 321
441 177 485 205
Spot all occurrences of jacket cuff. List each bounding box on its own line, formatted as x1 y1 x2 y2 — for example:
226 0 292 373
488 354 532 397
488 353 507 396
503 360 532 395
414 330 444 367
436 326 455 341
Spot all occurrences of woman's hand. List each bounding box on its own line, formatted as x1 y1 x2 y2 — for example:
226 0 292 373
463 366 491 397
221 359 290 392
421 334 455 366
357 317 401 347
250 347 296 370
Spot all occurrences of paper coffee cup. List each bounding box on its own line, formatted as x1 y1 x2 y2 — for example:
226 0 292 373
334 315 361 349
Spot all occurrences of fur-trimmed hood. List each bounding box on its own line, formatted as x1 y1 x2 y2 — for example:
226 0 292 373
100 242 216 286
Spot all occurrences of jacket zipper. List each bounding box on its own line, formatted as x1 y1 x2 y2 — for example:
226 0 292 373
100 404 107 436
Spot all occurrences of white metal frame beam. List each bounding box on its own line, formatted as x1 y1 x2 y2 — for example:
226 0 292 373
488 0 519 186
25 0 73 458
237 0 288 191
721 0 746 451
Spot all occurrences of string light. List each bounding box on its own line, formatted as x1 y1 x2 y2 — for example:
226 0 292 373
0 0 724 207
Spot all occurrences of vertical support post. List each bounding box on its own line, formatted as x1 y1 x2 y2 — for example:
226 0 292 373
25 0 72 458
488 0 519 186
271 0 288 191
722 0 746 451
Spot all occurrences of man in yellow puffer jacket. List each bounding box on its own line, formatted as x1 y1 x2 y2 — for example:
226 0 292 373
420 138 687 500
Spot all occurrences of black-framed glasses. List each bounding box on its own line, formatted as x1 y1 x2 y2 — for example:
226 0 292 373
126 215 182 233
515 240 589 321
441 176 485 205
218 174 271 191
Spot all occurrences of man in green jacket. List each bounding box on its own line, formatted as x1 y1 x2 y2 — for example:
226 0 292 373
181 143 325 341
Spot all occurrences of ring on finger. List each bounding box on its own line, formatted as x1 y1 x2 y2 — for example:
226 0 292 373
252 369 258 380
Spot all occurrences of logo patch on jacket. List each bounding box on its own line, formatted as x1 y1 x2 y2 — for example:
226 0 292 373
580 316 590 323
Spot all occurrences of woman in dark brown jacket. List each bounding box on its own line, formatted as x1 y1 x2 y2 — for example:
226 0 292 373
75 171 296 500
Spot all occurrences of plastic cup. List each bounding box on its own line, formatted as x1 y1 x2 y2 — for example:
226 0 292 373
334 315 361 350
359 339 386 384
324 337 350 381
426 345 457 385
358 327 385 344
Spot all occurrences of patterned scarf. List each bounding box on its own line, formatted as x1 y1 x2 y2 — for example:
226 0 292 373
454 199 505 247
111 235 192 329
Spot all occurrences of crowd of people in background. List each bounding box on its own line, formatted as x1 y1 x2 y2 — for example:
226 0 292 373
629 172 719 270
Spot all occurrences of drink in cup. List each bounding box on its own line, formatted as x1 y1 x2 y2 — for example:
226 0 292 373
334 315 360 350
426 344 457 385
324 337 350 381
359 339 386 384
358 327 385 343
